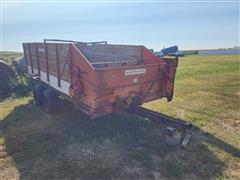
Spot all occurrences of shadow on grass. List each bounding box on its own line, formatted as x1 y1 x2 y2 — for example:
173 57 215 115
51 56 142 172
0 101 239 179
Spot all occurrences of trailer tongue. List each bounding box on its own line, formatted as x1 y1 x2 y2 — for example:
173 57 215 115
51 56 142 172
127 106 192 147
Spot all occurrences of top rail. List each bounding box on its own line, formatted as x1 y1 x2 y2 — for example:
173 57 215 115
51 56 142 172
44 39 107 45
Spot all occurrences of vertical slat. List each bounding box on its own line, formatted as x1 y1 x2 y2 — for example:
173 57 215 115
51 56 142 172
23 44 28 68
35 43 41 76
56 43 61 87
44 43 49 81
69 44 73 85
28 43 34 73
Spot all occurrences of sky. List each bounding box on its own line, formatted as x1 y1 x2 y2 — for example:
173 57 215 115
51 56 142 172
1 1 239 52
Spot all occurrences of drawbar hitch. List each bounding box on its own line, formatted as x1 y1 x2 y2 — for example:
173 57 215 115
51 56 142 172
126 106 192 148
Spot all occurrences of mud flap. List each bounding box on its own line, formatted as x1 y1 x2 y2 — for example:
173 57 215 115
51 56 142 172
161 57 178 101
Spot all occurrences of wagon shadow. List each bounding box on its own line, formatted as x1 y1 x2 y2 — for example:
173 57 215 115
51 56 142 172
0 102 239 179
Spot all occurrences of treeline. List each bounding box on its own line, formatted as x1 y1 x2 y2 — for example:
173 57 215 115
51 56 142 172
180 50 198 55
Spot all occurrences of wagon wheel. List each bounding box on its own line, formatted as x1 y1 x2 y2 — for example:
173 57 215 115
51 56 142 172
33 84 46 106
41 89 59 113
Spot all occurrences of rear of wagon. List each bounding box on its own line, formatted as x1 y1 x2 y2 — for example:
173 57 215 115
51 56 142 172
74 43 178 117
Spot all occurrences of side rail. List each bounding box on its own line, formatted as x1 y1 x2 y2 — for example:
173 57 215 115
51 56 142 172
23 42 71 95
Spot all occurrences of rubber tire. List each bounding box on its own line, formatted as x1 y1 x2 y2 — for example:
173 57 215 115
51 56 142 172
33 84 46 106
42 89 59 114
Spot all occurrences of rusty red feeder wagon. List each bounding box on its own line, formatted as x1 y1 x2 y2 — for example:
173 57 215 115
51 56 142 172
23 39 178 118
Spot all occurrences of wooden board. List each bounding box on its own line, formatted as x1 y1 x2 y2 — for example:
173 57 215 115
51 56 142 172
24 43 71 82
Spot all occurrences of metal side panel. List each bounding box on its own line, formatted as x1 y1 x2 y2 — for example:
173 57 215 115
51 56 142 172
40 71 70 95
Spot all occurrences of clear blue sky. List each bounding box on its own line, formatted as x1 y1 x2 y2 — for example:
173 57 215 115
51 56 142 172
1 1 239 52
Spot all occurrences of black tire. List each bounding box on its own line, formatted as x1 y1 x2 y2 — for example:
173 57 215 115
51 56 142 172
42 89 59 113
33 84 45 106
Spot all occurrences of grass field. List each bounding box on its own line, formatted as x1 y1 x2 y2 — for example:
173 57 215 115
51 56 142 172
0 54 240 179
0 52 22 64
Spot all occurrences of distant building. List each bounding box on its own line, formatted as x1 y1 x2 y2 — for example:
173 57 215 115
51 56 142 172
198 47 240 56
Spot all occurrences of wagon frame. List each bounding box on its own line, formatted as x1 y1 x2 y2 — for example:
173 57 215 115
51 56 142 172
23 39 178 118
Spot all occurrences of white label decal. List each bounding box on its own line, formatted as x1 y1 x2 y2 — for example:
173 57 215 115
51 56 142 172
125 68 146 76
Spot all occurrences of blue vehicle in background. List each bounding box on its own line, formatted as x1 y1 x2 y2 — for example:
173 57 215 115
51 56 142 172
156 46 184 57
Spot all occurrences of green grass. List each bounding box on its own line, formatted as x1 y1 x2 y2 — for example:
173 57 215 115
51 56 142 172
144 55 240 145
0 54 240 179
0 51 22 64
